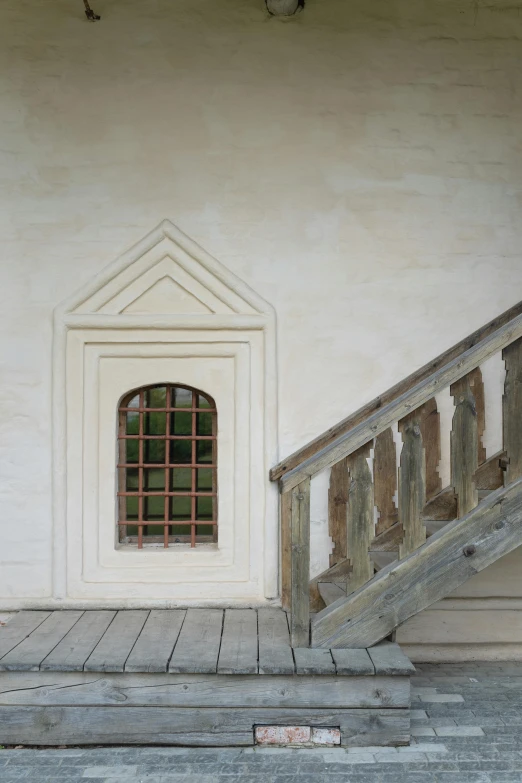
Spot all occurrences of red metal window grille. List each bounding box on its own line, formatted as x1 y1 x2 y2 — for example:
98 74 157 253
117 383 217 548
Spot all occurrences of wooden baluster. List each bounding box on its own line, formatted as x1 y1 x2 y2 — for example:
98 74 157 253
398 411 426 558
328 458 349 567
471 368 487 466
419 397 442 501
450 371 481 516
280 489 292 611
346 443 374 592
374 428 398 537
503 337 522 483
309 458 350 612
290 478 311 647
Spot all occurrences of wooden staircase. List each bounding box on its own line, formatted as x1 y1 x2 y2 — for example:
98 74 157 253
271 300 522 649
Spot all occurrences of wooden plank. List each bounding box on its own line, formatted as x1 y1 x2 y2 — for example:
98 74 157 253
503 337 522 483
280 489 292 611
346 443 374 592
451 372 479 516
312 477 522 648
367 642 415 675
370 522 403 552
474 450 507 491
84 611 148 673
373 428 398 536
331 649 374 675
290 478 311 647
328 457 349 566
279 312 522 491
257 608 294 675
0 672 409 709
293 647 335 675
41 611 116 672
0 612 83 672
0 612 51 661
125 610 186 673
422 486 457 522
318 582 346 606
0 705 409 747
310 558 352 613
398 411 426 558
169 609 223 674
272 300 522 484
218 610 258 675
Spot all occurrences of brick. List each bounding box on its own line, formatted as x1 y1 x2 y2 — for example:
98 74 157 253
310 727 341 745
255 726 311 745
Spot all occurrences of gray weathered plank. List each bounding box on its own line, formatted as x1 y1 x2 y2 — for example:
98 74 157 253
41 611 116 672
451 371 480 516
290 478 311 647
331 648 375 675
280 311 522 491
419 397 442 500
169 609 223 674
257 608 294 675
0 705 409 747
422 486 457 522
503 337 522 484
310 558 352 614
0 672 409 708
318 582 346 607
346 443 374 593
0 612 51 662
312 477 522 648
0 612 83 672
84 611 148 673
474 450 507 491
218 610 258 675
125 610 186 673
398 410 426 558
367 642 415 675
293 647 335 675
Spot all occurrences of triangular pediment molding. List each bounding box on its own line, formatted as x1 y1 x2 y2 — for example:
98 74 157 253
57 220 274 319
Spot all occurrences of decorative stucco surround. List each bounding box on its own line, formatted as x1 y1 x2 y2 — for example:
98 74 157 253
53 221 278 605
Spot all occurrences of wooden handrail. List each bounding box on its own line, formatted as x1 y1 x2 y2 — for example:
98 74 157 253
278 308 522 492
271 299 522 484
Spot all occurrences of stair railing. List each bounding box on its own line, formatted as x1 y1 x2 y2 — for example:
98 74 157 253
270 301 522 647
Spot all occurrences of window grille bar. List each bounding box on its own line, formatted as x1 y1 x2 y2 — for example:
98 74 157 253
118 463 216 469
138 389 144 549
118 520 217 526
191 390 197 548
164 385 171 549
118 434 216 440
119 407 216 413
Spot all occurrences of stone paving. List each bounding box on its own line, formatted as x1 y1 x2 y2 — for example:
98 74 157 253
1 662 522 782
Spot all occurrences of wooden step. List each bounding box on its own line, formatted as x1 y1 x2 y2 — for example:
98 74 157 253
0 611 414 748
317 582 347 607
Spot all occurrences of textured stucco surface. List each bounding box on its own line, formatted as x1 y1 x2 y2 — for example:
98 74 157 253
1 0 522 647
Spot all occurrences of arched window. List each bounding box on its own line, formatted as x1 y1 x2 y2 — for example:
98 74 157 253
117 384 217 548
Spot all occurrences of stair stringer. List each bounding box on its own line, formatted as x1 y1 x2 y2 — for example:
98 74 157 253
312 477 522 649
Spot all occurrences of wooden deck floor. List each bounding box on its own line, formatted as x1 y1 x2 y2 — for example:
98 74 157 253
0 608 414 676
0 609 414 748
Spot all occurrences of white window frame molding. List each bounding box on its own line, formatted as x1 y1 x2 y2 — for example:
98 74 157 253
53 221 278 606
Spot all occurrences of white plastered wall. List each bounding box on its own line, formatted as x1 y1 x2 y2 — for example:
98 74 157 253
1 0 522 655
